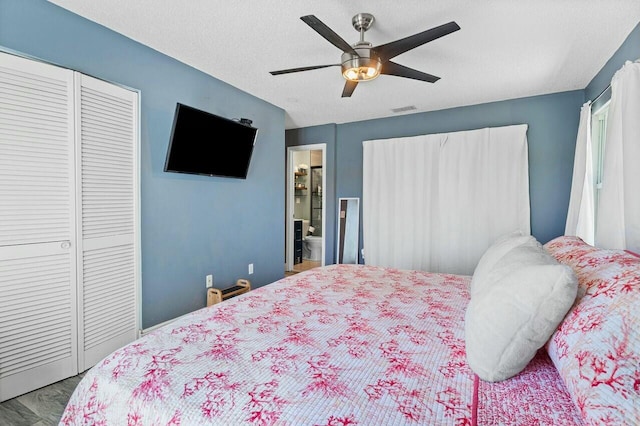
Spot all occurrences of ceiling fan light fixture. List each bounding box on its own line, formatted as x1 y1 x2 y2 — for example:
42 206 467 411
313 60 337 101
341 51 381 82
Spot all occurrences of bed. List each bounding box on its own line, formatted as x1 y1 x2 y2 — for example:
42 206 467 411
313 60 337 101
60 235 639 425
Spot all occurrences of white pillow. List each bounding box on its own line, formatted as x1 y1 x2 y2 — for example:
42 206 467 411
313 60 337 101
470 230 537 297
465 241 578 382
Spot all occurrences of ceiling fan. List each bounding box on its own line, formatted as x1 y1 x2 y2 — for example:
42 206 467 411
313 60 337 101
270 13 460 97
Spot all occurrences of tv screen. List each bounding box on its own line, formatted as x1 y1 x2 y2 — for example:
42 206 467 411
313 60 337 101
164 103 258 179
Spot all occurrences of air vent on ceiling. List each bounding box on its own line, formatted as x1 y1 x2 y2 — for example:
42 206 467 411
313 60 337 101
391 105 417 113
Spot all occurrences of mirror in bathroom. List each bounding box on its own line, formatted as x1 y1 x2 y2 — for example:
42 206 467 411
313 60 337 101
337 197 359 264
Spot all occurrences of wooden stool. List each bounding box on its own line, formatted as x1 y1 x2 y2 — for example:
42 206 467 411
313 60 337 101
207 279 251 307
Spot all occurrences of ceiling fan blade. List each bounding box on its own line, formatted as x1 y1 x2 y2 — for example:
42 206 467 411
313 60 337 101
374 21 460 61
381 61 440 83
301 15 359 56
341 80 358 97
270 64 340 75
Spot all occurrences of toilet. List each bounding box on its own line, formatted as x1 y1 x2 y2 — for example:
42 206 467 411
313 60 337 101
302 220 322 261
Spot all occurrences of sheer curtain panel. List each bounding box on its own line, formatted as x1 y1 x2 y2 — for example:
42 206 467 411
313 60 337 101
595 60 640 253
565 102 595 245
362 124 530 275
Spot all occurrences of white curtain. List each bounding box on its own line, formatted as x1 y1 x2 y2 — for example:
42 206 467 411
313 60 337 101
565 102 595 245
595 59 640 253
362 124 530 275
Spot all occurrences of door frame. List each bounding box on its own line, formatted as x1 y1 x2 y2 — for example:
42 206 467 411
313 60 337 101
286 144 326 271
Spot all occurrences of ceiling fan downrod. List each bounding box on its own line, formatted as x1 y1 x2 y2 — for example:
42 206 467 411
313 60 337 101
352 13 375 43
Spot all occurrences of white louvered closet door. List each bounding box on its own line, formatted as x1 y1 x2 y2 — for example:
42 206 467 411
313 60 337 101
0 52 78 401
76 73 139 371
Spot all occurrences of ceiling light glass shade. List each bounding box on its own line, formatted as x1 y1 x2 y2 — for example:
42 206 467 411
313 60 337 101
341 49 381 82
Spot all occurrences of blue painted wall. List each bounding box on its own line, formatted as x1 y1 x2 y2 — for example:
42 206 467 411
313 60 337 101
0 0 286 328
287 92 585 264
341 91 584 246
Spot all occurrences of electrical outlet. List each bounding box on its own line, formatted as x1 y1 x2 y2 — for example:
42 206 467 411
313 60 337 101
206 274 213 288
248 263 254 275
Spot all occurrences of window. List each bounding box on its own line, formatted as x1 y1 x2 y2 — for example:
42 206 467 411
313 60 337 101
591 101 609 234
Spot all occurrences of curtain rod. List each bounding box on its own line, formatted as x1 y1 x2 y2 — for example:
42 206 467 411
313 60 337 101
591 84 611 105
590 58 640 104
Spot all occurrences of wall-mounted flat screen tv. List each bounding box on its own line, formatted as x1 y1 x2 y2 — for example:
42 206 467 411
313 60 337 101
164 103 258 179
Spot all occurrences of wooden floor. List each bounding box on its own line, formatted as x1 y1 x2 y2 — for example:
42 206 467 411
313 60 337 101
286 259 321 276
0 372 86 426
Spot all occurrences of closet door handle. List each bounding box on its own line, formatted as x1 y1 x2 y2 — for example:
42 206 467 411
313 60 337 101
61 241 71 249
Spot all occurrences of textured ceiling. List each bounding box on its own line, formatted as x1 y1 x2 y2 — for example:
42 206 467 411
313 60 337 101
48 0 640 129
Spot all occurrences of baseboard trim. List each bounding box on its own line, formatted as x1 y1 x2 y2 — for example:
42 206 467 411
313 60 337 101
139 312 190 337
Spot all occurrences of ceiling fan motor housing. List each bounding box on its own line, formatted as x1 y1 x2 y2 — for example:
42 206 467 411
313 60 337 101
341 42 382 81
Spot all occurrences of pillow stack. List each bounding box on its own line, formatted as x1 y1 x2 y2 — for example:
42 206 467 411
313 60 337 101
465 231 578 382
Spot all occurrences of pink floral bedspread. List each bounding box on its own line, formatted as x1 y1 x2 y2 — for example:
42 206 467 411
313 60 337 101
60 264 581 425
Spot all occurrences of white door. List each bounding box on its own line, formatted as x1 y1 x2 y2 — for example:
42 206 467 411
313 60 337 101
0 52 78 401
76 73 139 370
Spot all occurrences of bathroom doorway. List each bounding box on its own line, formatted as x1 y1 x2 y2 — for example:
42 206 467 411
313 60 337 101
286 144 326 273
